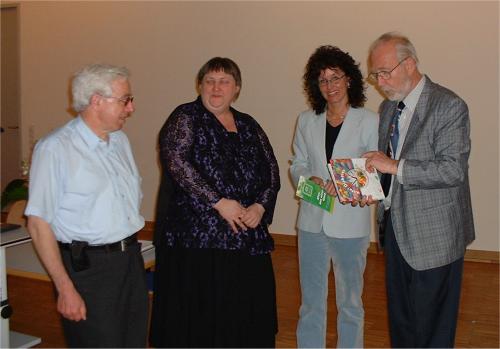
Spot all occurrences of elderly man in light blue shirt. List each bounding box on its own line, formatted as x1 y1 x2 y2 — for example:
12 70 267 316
25 64 148 348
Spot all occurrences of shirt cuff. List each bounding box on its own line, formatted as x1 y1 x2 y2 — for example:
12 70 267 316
397 159 405 184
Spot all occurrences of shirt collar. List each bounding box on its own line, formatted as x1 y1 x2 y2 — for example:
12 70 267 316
75 116 113 150
401 75 426 113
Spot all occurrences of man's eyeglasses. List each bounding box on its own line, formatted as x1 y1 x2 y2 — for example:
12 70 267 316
368 57 409 83
102 95 134 106
318 74 345 87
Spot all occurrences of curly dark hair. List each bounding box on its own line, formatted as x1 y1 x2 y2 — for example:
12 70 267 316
303 45 366 114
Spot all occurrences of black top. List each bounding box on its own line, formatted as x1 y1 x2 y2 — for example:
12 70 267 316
325 120 343 161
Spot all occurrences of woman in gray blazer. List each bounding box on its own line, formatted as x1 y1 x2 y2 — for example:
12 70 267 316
290 46 378 348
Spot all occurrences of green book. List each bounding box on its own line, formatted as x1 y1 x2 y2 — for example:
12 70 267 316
296 176 334 213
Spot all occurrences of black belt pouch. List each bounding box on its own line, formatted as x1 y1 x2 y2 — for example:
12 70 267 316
70 241 90 272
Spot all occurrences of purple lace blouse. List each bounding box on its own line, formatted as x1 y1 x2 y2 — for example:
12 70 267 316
157 97 280 255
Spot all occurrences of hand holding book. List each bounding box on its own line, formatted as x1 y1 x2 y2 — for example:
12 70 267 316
296 176 335 213
309 176 337 197
327 158 385 205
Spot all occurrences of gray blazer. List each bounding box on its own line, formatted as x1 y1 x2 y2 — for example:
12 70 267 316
291 107 378 238
379 76 475 270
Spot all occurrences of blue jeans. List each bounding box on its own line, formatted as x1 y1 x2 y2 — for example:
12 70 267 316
296 230 370 348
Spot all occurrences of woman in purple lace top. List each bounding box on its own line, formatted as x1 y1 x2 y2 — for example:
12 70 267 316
149 57 280 348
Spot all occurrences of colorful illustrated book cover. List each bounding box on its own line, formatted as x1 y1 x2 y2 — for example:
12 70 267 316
327 158 385 204
296 176 334 213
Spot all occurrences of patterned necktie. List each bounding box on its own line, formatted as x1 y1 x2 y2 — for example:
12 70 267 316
382 101 406 197
390 101 405 158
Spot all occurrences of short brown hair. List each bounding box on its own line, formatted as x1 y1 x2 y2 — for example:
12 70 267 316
196 57 242 98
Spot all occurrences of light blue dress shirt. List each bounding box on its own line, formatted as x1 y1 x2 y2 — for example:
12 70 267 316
25 116 144 244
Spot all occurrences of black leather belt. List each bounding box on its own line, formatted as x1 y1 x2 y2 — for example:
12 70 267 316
58 233 138 253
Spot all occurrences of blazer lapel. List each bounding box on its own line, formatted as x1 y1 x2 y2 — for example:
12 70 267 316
314 112 327 162
400 77 434 157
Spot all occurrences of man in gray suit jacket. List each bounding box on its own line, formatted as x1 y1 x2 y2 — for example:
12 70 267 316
363 32 475 347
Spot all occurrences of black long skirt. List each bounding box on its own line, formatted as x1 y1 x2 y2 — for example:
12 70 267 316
149 246 278 348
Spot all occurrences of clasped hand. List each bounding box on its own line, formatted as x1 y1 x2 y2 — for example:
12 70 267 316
214 198 265 233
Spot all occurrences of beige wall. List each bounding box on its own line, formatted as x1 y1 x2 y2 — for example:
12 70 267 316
16 1 499 251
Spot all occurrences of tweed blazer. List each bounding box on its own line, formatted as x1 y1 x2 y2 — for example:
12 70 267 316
291 107 378 238
378 76 475 270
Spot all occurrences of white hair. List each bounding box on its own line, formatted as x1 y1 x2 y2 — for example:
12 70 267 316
369 31 419 65
71 63 130 112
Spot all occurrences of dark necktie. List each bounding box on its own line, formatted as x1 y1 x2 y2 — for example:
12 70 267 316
379 101 405 248
390 101 405 158
382 101 405 197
